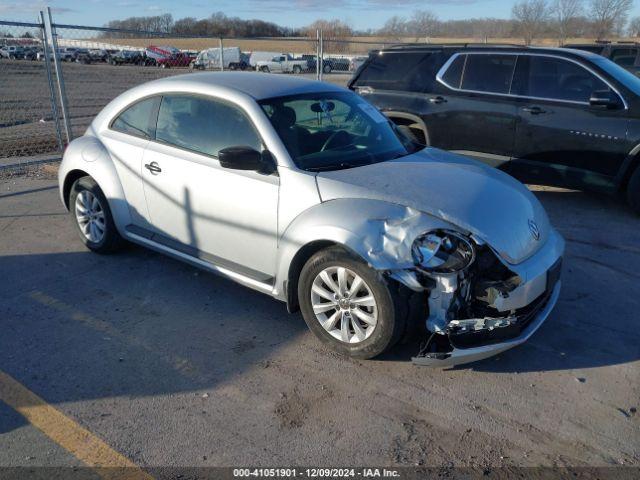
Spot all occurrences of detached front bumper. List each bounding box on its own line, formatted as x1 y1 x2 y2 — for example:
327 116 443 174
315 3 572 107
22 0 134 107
412 279 561 367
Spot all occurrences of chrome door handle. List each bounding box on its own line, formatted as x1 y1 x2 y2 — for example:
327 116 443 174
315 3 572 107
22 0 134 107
522 106 546 115
428 96 447 104
144 162 162 174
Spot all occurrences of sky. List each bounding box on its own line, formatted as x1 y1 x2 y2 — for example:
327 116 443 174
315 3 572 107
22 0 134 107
0 0 639 30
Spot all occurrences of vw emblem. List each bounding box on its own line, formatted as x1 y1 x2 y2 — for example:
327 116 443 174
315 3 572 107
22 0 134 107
528 219 540 241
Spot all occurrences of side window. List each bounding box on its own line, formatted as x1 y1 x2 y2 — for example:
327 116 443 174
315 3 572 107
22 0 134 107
155 95 261 157
440 54 465 89
512 56 609 103
111 97 160 139
351 51 437 92
460 54 516 94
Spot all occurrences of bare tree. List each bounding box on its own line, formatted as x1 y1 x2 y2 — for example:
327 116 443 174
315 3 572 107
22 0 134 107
305 19 353 53
551 0 582 44
513 0 551 44
590 0 633 39
409 10 440 41
629 15 640 36
380 16 407 39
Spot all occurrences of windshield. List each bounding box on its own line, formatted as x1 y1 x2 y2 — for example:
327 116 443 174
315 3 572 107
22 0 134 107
591 56 640 96
259 91 420 171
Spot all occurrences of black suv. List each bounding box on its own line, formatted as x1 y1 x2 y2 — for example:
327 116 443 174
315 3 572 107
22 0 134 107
349 45 640 213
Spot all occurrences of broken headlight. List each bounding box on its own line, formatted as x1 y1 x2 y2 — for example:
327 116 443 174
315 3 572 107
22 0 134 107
411 230 475 273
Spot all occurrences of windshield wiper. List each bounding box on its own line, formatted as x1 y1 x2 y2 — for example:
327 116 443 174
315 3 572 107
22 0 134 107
307 162 367 172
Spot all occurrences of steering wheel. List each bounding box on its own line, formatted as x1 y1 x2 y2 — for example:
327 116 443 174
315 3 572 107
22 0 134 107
320 130 350 152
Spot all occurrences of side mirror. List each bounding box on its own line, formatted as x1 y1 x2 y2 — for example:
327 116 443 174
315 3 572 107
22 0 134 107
589 90 622 109
218 146 276 174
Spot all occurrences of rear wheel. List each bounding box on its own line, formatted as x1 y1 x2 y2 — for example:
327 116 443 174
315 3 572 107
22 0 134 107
293 65 302 74
627 166 640 215
69 176 124 254
260 66 270 73
298 247 407 359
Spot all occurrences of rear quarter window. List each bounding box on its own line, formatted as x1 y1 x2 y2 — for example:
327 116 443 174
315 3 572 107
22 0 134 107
111 96 160 139
352 51 439 92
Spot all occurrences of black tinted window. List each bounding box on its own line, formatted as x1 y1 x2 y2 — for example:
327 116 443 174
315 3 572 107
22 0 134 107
156 95 261 157
352 52 437 92
460 54 516 94
441 54 465 88
512 56 608 102
111 97 159 138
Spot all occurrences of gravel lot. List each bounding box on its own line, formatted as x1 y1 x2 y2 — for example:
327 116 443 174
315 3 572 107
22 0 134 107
0 165 638 475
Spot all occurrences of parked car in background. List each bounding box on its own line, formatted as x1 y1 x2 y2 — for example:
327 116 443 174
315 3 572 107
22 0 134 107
191 47 249 71
57 72 563 366
145 45 191 68
109 49 144 66
249 51 284 69
256 54 307 73
303 54 349 73
23 46 40 61
349 44 640 213
565 42 640 75
0 45 26 59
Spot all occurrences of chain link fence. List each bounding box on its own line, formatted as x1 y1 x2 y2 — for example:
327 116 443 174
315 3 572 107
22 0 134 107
0 20 63 165
1 10 427 168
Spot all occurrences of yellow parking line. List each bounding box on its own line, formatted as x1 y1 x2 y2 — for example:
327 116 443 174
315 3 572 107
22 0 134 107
0 370 153 480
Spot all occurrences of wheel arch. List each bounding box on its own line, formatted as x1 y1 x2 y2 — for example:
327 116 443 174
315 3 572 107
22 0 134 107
382 111 430 145
617 144 640 191
62 168 90 209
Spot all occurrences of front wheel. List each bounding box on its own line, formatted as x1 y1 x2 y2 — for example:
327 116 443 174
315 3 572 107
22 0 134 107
323 63 332 74
69 176 124 254
298 247 406 359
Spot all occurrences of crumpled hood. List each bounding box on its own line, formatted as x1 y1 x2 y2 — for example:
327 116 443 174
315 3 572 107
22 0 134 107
315 148 551 264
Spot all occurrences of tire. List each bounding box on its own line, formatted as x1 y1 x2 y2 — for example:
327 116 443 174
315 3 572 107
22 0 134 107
627 165 640 214
323 63 332 74
69 176 124 254
298 246 407 359
260 66 270 73
293 65 302 74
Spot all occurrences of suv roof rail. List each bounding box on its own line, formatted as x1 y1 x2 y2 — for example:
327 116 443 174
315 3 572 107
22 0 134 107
384 42 525 50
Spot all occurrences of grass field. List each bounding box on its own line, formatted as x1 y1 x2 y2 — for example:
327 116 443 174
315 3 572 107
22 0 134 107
57 34 635 55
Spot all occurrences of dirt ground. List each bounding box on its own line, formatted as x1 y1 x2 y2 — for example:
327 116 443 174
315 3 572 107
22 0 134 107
0 164 638 476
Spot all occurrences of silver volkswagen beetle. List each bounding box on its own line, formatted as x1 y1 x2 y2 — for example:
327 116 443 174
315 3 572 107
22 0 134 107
58 72 564 366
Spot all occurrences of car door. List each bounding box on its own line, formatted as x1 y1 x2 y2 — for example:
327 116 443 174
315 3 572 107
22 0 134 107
510 54 629 189
432 52 520 166
101 95 161 230
141 94 279 281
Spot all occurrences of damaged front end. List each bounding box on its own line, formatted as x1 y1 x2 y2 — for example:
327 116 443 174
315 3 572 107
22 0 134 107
391 230 563 367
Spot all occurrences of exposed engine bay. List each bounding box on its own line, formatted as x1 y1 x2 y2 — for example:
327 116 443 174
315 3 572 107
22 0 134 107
402 231 561 365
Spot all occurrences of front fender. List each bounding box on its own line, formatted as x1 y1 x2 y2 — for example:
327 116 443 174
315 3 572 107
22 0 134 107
58 134 132 235
273 197 459 297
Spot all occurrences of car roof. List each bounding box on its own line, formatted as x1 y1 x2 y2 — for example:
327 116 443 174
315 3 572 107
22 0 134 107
149 72 346 101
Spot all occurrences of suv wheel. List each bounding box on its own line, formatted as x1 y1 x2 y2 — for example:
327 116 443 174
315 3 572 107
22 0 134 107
298 247 407 359
627 166 640 214
69 176 124 253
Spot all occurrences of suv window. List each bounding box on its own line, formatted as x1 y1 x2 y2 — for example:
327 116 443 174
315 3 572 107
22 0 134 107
155 95 261 157
512 55 608 103
111 96 160 139
352 51 438 92
459 54 516 94
441 54 465 89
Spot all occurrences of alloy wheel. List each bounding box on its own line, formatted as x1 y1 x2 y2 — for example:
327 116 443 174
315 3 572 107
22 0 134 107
310 266 378 344
75 190 106 243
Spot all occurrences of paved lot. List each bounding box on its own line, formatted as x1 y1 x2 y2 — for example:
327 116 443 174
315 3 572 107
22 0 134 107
0 167 639 475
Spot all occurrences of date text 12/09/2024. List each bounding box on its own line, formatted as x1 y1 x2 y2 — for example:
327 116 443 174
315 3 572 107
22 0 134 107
233 468 401 478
